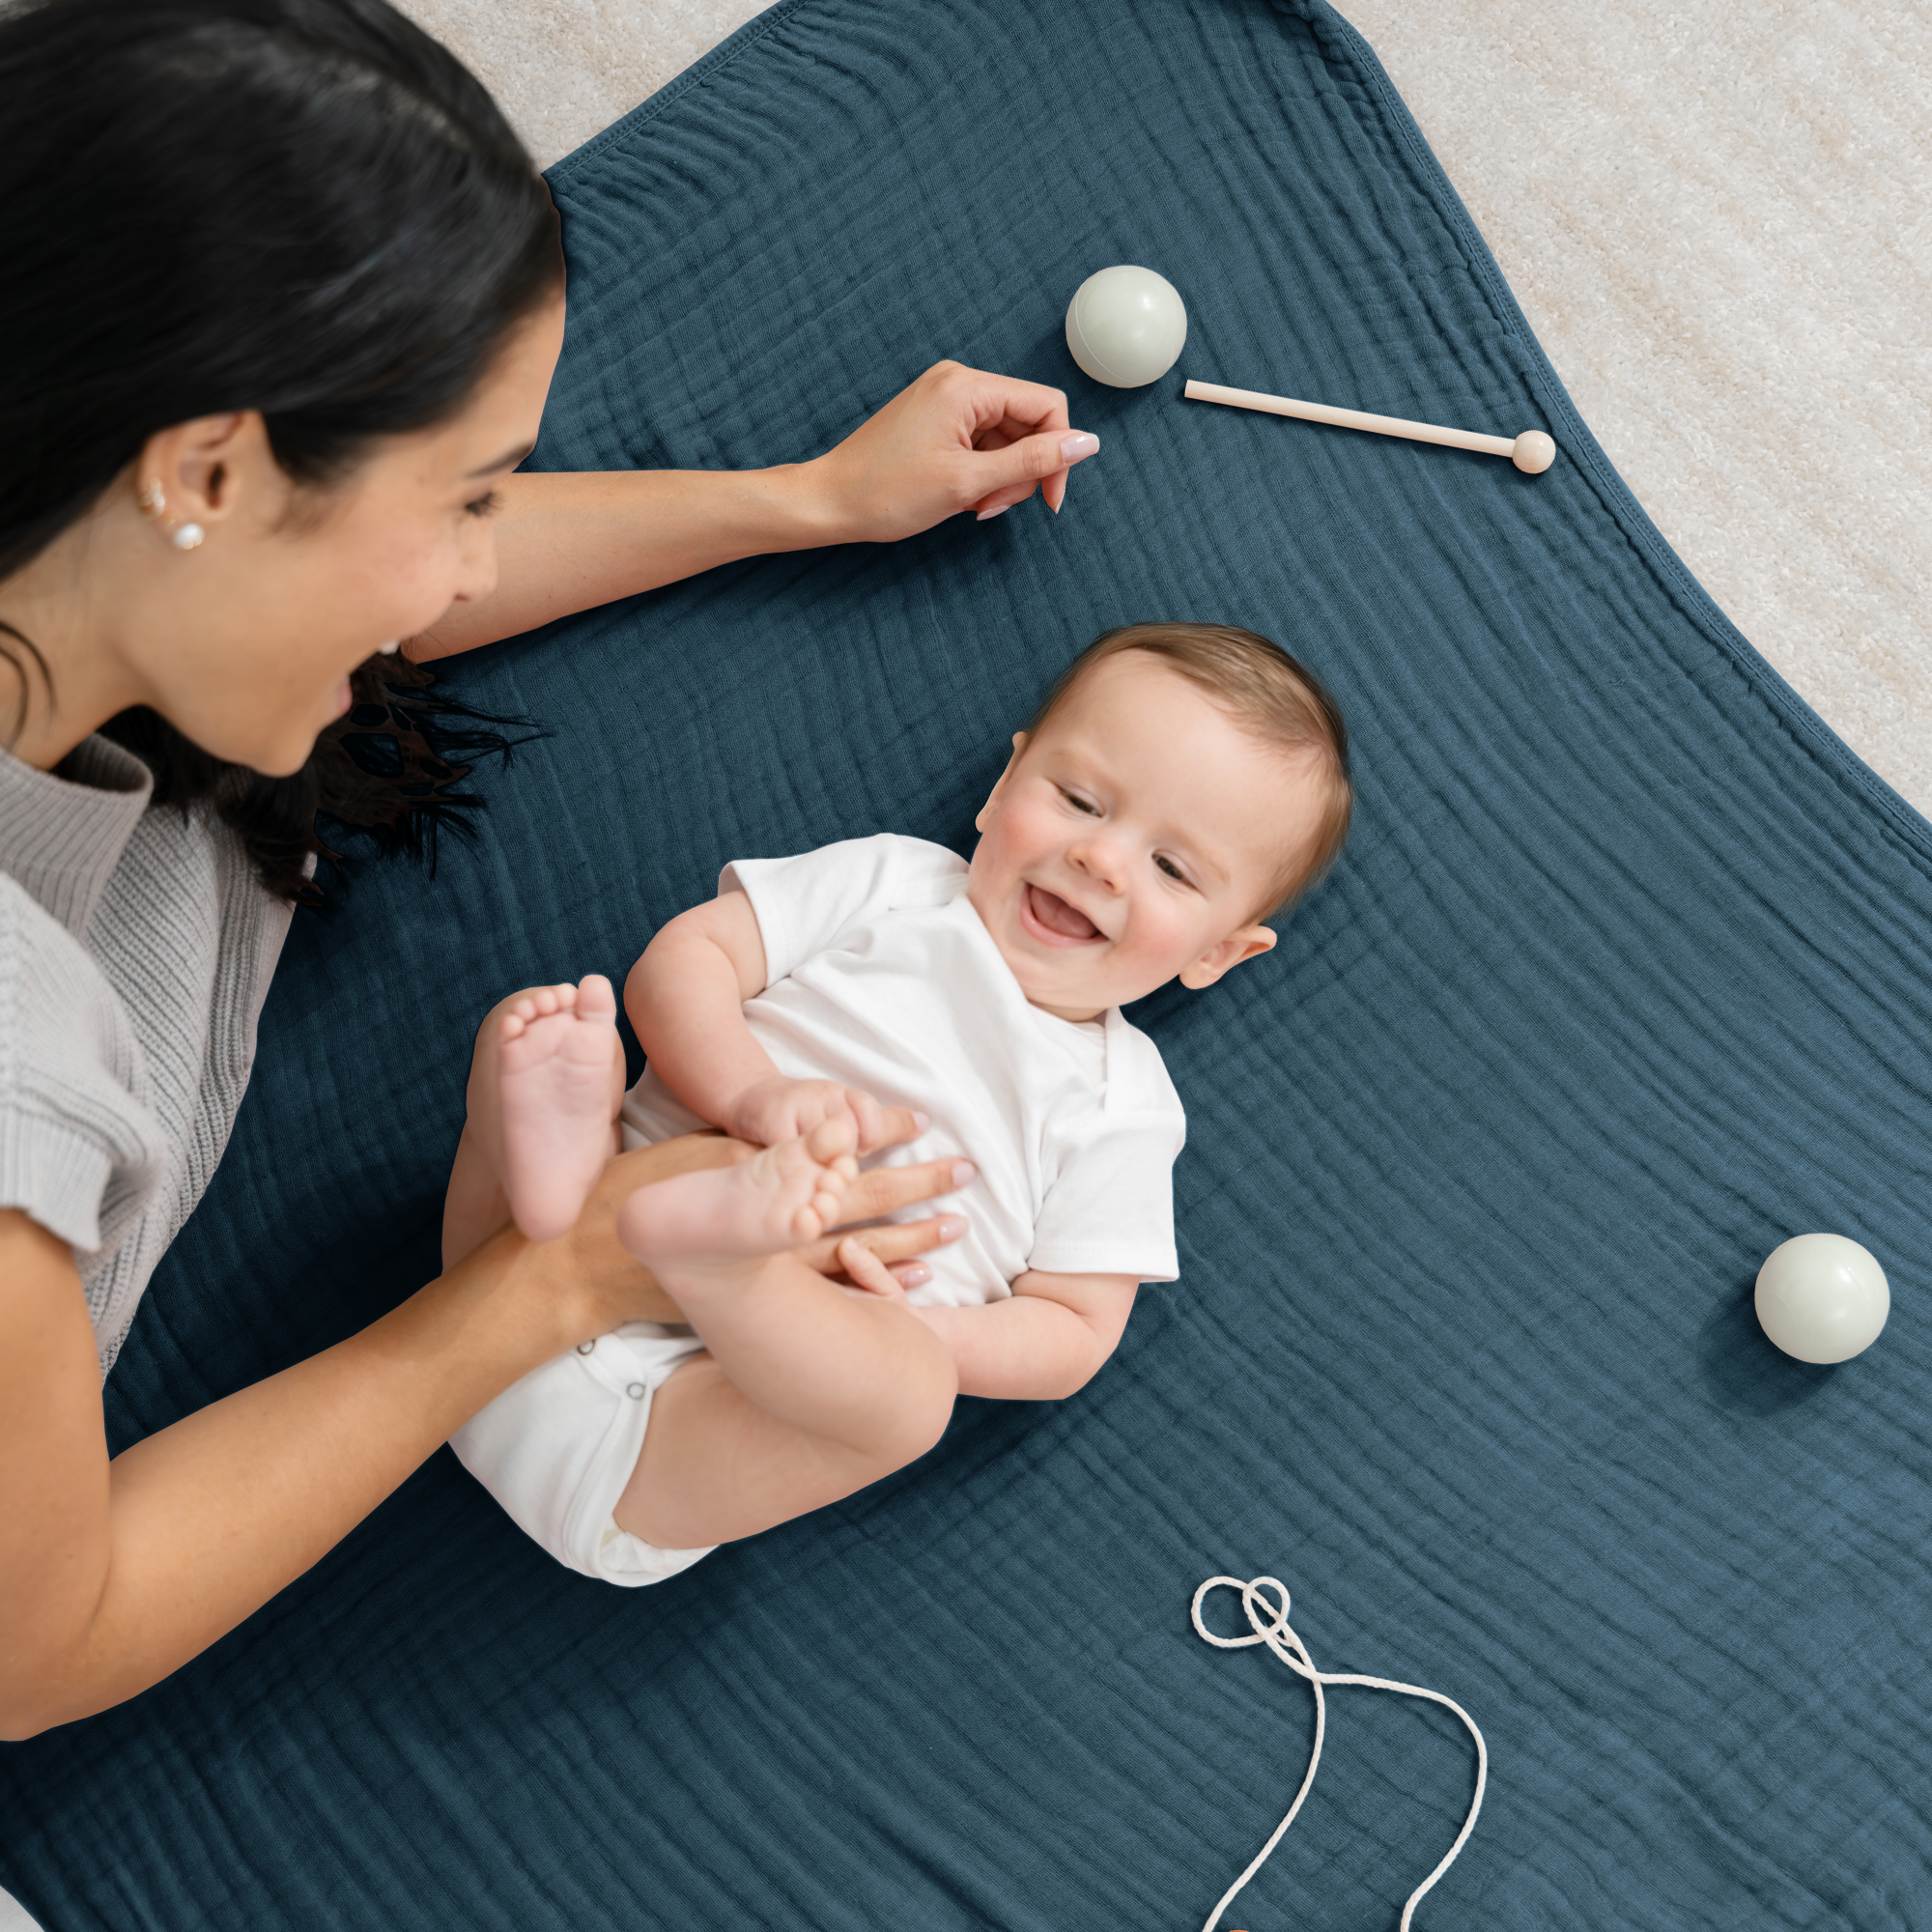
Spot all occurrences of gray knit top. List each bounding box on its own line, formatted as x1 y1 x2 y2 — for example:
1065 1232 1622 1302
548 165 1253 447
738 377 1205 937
0 736 293 1372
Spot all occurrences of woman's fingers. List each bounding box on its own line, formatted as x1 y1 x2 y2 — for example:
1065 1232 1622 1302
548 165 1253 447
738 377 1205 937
836 1154 975 1228
808 360 1094 542
835 1237 908 1298
794 1209 967 1279
968 427 1099 521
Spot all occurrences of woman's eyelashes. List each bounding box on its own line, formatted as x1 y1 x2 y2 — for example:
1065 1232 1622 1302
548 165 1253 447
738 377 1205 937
464 488 504 519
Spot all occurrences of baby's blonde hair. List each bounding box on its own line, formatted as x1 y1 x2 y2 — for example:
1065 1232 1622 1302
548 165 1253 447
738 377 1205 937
1029 622 1353 916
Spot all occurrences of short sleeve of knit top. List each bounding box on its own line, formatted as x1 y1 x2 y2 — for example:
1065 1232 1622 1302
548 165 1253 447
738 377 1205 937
0 736 294 1373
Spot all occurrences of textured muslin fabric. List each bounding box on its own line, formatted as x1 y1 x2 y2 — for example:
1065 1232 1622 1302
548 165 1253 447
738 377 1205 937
3 3 1929 1927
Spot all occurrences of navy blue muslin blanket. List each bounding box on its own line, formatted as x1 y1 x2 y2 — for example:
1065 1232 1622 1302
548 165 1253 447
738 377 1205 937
6 2 1930 1925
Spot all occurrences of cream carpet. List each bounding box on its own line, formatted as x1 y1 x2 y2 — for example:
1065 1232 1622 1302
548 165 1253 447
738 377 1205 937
403 0 1932 817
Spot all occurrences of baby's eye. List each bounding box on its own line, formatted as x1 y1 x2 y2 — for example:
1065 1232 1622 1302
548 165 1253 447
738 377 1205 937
465 489 503 520
1154 855 1190 884
1060 787 1100 815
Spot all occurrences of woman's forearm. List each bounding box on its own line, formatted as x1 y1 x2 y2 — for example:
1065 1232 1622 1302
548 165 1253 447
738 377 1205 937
3 1137 972 1738
409 465 838 659
406 361 1099 660
3 1217 583 1739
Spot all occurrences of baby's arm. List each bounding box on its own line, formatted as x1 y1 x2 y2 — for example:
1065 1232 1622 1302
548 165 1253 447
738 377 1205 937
905 1271 1138 1401
626 889 897 1149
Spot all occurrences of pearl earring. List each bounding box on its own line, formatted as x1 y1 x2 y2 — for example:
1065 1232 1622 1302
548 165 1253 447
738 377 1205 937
377 639 401 656
136 478 204 551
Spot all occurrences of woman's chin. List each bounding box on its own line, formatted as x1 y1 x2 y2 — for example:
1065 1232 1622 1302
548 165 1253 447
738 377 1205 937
231 718 331 780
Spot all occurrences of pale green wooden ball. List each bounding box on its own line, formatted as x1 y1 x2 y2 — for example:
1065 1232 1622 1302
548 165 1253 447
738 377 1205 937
1065 265 1188 388
1754 1233 1889 1363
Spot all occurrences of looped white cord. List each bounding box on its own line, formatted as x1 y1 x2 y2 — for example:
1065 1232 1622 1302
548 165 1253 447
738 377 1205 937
1190 1576 1487 1932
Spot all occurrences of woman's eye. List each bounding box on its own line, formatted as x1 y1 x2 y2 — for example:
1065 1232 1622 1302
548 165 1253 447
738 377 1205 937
465 489 503 519
1154 855 1189 883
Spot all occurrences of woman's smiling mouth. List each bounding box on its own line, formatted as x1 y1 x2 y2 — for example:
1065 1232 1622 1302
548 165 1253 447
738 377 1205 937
1020 882 1103 946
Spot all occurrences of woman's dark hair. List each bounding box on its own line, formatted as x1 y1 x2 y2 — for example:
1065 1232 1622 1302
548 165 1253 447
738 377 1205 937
0 0 564 898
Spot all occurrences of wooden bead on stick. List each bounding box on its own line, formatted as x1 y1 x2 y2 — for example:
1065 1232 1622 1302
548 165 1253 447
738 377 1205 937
1184 379 1556 474
1511 430 1556 474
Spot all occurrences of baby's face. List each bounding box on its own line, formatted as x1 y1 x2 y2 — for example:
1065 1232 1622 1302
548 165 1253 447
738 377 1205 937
966 653 1328 1021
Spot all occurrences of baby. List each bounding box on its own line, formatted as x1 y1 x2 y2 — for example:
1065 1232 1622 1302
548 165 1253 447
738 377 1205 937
446 622 1351 1584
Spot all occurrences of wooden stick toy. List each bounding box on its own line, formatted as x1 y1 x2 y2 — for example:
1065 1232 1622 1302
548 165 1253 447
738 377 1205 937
1184 378 1555 474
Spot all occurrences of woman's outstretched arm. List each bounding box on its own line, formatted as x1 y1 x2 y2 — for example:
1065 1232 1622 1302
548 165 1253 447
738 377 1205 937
408 360 1099 660
0 1142 965 1739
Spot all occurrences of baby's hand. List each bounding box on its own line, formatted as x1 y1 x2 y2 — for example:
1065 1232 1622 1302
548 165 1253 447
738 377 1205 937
728 1076 904 1153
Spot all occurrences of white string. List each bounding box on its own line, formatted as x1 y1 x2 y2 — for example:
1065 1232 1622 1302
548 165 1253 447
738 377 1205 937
1190 1576 1487 1932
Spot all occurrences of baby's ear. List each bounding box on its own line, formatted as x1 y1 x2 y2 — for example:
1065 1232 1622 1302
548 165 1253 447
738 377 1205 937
1178 923 1276 990
975 731 1030 834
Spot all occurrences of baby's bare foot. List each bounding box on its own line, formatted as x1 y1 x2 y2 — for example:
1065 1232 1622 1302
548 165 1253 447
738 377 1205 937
497 974 618 1242
614 1120 859 1286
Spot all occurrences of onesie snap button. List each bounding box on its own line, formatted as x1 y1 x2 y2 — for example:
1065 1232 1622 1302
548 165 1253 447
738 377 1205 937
576 1341 596 1355
626 1381 646 1400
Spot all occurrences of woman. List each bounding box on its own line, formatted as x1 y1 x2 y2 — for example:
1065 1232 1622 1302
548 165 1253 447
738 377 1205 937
0 0 1099 1743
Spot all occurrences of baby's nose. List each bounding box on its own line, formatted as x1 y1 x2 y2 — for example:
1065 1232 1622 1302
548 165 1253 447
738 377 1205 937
1071 835 1128 890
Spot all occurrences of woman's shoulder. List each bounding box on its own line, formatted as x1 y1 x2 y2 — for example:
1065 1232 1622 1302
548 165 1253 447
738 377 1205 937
0 870 165 1257
0 868 134 1045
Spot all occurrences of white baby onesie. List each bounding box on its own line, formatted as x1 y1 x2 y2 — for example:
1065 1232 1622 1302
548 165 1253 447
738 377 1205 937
453 834 1186 1587
624 832 1186 1298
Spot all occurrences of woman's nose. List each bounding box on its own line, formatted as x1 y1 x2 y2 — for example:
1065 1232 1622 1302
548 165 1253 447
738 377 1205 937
449 520 501 606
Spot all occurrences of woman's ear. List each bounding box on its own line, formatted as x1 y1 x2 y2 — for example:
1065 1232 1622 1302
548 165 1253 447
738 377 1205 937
1178 923 1277 990
135 412 264 533
974 730 1029 833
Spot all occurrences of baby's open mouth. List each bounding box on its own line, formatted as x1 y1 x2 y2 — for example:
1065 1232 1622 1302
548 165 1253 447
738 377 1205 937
1023 882 1102 943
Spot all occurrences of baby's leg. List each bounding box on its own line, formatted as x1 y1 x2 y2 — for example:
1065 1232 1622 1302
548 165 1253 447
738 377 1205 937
611 1124 959 1549
443 977 627 1264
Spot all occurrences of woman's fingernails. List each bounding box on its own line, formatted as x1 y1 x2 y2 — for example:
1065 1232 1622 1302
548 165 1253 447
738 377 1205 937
951 1161 978 1190
912 1109 931 1132
976 503 1010 522
899 1264 932 1288
1060 432 1099 462
937 1213 968 1242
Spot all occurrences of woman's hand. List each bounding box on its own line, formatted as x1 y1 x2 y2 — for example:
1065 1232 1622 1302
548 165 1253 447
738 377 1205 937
550 1124 970 1333
800 359 1101 538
